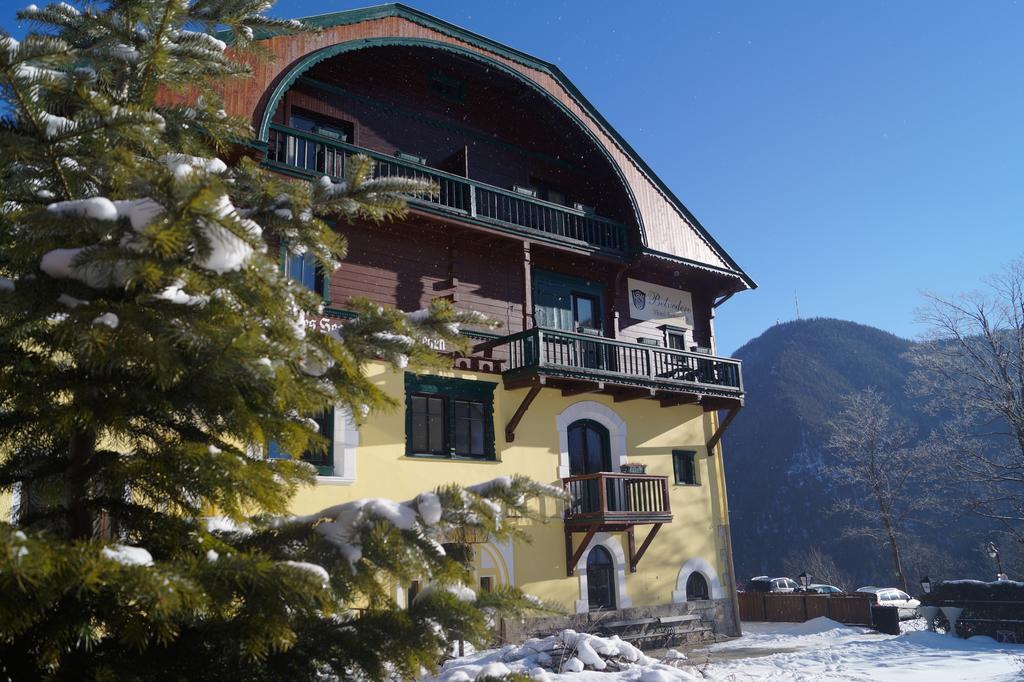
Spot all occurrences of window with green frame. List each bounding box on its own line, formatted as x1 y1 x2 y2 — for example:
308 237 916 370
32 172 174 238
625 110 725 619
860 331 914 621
672 450 699 486
405 374 496 460
268 410 335 475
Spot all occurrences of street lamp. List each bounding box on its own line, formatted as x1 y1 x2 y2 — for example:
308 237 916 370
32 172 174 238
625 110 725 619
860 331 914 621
798 572 810 590
919 576 931 595
988 542 1006 579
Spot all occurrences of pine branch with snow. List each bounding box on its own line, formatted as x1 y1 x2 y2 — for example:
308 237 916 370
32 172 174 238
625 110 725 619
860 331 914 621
0 1 535 679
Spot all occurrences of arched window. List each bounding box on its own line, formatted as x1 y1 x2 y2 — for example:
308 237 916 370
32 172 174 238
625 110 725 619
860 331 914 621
587 545 616 611
686 571 710 601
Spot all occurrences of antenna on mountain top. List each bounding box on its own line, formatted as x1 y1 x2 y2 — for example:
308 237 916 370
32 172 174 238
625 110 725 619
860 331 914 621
795 291 801 320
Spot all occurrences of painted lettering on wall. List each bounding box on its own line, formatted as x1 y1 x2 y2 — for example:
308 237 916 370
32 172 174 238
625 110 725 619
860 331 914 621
304 315 345 335
626 278 694 328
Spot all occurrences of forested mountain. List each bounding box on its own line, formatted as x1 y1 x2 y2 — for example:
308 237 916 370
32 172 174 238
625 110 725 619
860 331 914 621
723 318 992 588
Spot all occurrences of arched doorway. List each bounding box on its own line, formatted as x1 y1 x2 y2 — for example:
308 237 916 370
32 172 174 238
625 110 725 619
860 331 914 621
686 572 710 601
586 546 616 611
568 420 614 514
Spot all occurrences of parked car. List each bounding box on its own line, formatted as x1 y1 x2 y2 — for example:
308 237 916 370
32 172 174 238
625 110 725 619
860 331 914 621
856 587 920 619
805 584 845 595
746 576 800 593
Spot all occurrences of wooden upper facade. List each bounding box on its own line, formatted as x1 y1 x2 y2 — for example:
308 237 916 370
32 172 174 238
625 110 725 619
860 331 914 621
226 4 752 411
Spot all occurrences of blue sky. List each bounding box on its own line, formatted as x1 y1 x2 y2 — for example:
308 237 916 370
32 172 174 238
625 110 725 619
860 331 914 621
5 0 1023 353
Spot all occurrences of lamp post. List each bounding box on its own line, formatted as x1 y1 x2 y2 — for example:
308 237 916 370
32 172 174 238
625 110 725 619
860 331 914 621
798 572 810 591
988 542 1006 580
918 576 939 632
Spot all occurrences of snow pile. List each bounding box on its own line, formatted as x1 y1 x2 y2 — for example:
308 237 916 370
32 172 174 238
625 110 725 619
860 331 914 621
197 194 260 274
413 582 476 605
287 497 420 567
424 630 697 681
417 492 443 526
701 619 1023 680
101 544 153 567
281 560 330 586
160 154 227 179
156 280 209 306
204 516 252 536
92 312 118 328
112 198 164 231
47 197 118 221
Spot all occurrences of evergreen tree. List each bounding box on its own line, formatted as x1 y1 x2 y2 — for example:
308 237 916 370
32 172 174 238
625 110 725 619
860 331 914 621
0 2 557 679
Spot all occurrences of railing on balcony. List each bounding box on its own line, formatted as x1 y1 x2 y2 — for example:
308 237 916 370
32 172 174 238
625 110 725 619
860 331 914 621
496 327 743 394
563 472 671 525
265 124 628 254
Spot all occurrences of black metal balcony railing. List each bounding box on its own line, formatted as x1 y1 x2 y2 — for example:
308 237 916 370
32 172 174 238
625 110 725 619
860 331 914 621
265 124 628 254
563 472 671 525
495 327 743 394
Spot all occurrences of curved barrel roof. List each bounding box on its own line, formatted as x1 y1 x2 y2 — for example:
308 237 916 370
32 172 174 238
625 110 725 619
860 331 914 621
218 3 754 290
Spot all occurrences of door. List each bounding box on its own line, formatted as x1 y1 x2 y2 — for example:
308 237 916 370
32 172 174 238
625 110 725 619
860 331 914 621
531 269 605 369
568 420 616 513
586 546 616 611
572 293 605 369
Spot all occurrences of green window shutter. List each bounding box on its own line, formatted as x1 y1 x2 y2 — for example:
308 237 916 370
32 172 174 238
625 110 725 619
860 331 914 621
404 373 497 460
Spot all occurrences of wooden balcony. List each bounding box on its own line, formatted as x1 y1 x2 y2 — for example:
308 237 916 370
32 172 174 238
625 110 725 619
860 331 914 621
478 327 744 410
562 472 671 575
264 124 629 255
563 472 672 528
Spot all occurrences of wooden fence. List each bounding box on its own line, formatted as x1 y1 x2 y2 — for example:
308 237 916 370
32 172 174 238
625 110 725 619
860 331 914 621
738 592 874 626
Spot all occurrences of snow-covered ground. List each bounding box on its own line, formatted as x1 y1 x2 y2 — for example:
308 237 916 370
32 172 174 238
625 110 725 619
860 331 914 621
425 618 1024 681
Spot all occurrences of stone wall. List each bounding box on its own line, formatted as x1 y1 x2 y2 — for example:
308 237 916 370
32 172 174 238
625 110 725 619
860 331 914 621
499 598 737 648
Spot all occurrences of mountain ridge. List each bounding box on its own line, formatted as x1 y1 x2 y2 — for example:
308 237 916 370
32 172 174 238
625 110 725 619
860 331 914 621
722 317 985 587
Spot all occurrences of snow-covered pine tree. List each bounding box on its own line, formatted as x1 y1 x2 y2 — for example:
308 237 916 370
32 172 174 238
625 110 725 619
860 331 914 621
0 2 558 679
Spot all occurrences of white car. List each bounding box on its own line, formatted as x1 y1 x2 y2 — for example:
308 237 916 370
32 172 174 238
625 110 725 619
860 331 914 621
807 584 844 595
856 586 920 619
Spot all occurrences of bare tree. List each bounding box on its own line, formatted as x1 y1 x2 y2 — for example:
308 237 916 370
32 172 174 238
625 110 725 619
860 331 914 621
909 257 1024 543
825 389 938 592
782 546 853 591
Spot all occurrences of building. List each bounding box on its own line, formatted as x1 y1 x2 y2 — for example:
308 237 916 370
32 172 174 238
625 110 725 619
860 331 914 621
221 4 754 639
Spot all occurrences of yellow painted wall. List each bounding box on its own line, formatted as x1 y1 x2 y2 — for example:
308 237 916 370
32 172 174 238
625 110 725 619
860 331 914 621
290 362 732 614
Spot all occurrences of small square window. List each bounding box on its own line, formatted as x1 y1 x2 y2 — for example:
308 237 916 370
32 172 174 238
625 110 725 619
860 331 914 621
672 450 698 486
479 576 493 594
268 409 335 475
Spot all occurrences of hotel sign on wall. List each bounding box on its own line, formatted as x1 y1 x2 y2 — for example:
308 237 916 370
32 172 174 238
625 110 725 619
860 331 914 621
627 278 694 329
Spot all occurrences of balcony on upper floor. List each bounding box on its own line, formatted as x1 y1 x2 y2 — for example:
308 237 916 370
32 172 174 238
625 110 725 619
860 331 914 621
473 326 744 411
563 472 672 529
264 124 629 256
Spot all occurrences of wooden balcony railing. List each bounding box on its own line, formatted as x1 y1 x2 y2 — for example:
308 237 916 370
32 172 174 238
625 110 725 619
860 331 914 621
492 327 743 395
265 124 629 255
563 472 671 525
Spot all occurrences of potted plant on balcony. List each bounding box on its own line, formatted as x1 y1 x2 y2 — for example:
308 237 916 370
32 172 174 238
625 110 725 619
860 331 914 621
620 462 647 474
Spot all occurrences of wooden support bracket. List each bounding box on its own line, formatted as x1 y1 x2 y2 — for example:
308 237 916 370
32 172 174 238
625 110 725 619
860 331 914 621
628 523 662 572
565 523 601 576
613 388 656 402
505 382 542 442
706 406 740 455
561 381 604 397
659 394 700 408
